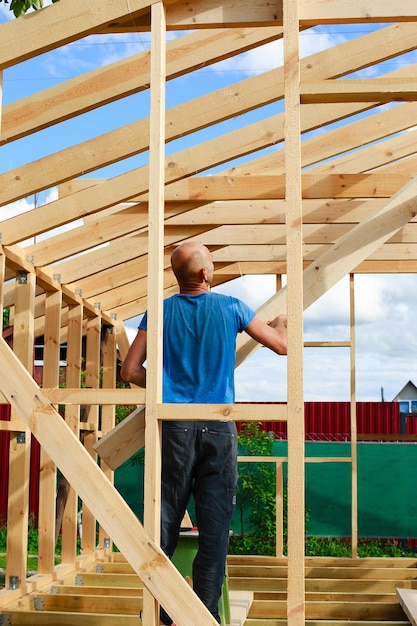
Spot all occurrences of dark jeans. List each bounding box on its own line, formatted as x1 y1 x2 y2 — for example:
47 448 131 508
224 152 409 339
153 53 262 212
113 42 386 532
159 420 238 625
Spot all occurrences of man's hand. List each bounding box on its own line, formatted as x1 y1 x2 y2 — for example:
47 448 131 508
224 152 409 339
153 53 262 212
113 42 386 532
268 314 287 330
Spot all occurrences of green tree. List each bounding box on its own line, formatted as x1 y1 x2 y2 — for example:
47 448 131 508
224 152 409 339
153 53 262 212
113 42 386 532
0 0 59 18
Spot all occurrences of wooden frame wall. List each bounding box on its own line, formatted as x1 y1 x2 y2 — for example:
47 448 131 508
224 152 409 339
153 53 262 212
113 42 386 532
1 2 417 625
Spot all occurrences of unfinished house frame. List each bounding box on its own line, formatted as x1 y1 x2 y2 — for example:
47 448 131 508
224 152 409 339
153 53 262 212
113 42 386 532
1 1 417 625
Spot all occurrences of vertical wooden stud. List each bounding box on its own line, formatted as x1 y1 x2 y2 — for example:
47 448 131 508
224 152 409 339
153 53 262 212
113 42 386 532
276 460 284 557
283 0 305 624
82 315 101 554
38 288 62 574
61 303 82 563
6 270 36 590
98 324 117 548
143 3 166 624
350 274 358 558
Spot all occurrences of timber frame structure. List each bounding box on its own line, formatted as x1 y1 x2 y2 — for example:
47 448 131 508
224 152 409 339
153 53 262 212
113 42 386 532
1 2 417 625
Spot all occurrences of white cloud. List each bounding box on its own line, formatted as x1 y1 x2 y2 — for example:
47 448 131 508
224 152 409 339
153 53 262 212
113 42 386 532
229 274 417 402
211 27 346 77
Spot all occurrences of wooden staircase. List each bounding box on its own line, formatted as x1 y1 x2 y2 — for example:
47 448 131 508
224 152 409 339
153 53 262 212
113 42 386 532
2 554 417 625
228 555 417 626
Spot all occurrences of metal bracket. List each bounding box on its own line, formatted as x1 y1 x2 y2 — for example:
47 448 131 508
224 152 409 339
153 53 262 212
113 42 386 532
17 270 28 285
94 302 101 310
50 587 60 594
75 575 84 586
25 254 34 266
16 432 26 444
0 614 12 625
96 564 104 574
9 575 19 590
75 288 82 297
53 273 61 283
103 538 111 549
34 597 44 611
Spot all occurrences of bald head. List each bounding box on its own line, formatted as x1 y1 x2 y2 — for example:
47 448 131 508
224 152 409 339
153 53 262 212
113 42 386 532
171 242 214 291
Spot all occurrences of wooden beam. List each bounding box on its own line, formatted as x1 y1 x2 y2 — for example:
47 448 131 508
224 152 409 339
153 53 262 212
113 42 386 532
5 269 36 589
143 5 166 623
94 406 146 470
61 303 82 564
301 78 417 104
38 288 62 574
283 0 305 622
298 0 417 25
42 387 144 405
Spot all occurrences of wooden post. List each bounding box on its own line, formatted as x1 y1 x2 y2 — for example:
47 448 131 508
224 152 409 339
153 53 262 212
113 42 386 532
61 303 82 563
143 3 166 625
82 314 101 554
350 274 358 557
276 460 284 557
283 0 305 624
5 269 36 590
38 287 62 574
98 323 117 548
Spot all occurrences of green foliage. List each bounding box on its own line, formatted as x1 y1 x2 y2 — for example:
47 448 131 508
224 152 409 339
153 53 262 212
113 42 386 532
231 422 278 556
115 377 136 426
2 308 10 329
0 0 59 17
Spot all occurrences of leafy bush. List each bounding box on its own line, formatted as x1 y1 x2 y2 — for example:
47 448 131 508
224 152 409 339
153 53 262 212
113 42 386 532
230 422 280 556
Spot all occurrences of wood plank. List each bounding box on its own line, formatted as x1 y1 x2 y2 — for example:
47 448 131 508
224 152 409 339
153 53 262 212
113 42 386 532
0 611 141 625
93 406 146 470
142 5 166 625
283 0 305 623
397 587 417 626
163 0 284 28
301 78 417 104
41 387 144 405
38 288 62 573
244 621 409 626
33 593 143 613
61 304 82 565
98 326 117 548
248 599 407 620
99 0 417 30
229 576 417 594
5 270 36 589
82 316 101 553
298 0 417 24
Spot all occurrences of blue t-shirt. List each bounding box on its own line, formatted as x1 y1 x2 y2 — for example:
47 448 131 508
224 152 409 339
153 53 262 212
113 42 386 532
139 292 255 403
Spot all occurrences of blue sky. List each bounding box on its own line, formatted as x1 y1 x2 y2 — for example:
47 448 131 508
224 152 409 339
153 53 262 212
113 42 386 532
1 3 417 402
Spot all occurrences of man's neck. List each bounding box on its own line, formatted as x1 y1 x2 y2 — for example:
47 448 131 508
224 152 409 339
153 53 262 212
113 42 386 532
179 282 210 295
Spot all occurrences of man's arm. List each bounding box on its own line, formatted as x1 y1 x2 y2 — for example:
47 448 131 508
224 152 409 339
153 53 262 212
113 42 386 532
244 314 287 355
120 328 147 387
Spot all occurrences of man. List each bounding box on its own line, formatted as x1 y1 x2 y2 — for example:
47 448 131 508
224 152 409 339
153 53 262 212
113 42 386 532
121 241 287 625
